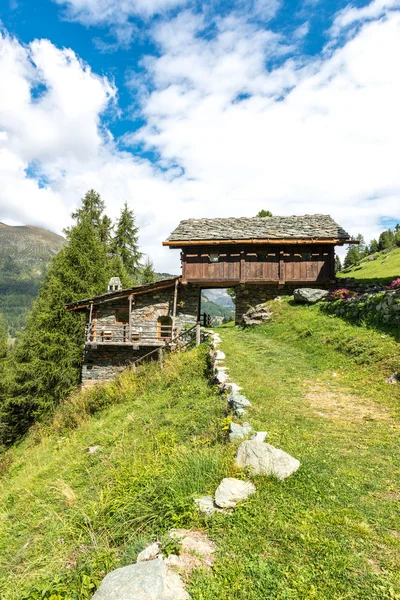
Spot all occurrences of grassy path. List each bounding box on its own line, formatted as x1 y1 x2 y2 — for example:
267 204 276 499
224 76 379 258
191 303 400 600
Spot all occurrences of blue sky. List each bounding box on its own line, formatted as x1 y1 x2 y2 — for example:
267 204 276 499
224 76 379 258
0 0 399 270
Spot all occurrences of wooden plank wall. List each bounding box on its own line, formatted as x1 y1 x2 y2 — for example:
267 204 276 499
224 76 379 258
182 244 334 283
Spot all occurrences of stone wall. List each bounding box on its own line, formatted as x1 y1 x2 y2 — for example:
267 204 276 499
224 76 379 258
82 346 150 385
176 284 200 328
235 283 330 323
93 284 200 340
322 289 400 326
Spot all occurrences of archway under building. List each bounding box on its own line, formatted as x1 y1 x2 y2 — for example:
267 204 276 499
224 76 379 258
199 288 235 327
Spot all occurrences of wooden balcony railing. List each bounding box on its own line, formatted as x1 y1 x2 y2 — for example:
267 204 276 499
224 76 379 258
85 323 173 346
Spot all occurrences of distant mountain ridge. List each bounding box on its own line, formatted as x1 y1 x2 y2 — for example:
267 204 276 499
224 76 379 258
0 223 66 336
0 223 65 267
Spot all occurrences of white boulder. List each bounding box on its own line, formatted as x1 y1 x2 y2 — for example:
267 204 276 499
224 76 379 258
236 441 300 480
92 557 188 600
214 477 256 509
137 542 161 563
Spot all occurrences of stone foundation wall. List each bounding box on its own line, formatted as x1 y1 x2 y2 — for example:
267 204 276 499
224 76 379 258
235 283 330 323
176 285 200 329
82 346 151 385
322 289 400 326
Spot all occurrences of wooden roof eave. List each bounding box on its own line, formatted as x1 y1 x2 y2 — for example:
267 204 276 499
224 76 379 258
66 277 181 313
163 238 358 248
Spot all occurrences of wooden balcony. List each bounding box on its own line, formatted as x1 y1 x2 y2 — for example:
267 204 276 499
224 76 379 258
85 323 173 347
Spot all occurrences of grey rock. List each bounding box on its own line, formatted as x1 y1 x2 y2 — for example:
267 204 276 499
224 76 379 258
92 557 189 600
229 421 254 442
387 372 399 384
214 477 256 509
236 441 300 480
222 382 243 394
214 368 229 385
293 288 329 304
88 445 100 454
194 495 227 516
249 431 269 442
213 350 226 360
137 542 161 563
234 408 246 417
242 303 272 326
228 393 251 411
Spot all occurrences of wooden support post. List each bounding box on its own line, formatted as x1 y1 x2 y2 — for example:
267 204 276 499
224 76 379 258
240 250 245 283
158 347 164 369
87 301 93 342
128 294 133 342
279 250 285 285
196 322 201 346
171 278 178 338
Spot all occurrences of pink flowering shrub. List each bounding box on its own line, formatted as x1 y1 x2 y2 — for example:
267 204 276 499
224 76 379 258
330 288 358 300
388 278 400 290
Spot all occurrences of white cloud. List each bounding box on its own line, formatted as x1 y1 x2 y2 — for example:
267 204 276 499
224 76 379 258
130 3 400 256
331 0 400 36
53 0 188 24
1 0 400 274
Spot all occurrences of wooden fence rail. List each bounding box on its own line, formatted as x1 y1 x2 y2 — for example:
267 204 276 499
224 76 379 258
132 322 206 370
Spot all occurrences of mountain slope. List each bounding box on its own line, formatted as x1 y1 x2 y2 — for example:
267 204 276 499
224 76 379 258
338 246 400 284
0 303 399 598
0 223 65 335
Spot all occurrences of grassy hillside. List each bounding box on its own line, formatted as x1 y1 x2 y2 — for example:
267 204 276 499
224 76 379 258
0 223 65 336
338 246 400 284
0 303 399 599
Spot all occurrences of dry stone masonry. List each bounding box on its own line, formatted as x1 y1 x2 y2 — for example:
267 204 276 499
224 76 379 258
324 288 400 326
198 329 300 519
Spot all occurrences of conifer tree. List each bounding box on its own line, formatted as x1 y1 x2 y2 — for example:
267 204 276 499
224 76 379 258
0 211 110 444
256 210 272 217
141 256 156 284
334 254 342 273
112 202 143 277
71 189 105 229
379 229 395 250
369 239 379 253
0 314 7 360
343 245 361 268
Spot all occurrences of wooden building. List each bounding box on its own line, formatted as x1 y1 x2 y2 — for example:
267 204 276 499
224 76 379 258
66 277 200 384
67 214 355 384
163 214 354 287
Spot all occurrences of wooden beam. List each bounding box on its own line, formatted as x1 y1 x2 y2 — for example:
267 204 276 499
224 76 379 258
87 302 93 343
163 238 356 247
171 278 179 337
279 250 285 285
240 250 245 283
128 294 133 342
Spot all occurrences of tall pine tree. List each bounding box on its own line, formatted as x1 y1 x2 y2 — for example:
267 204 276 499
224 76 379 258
1 202 111 444
141 256 156 284
112 202 143 277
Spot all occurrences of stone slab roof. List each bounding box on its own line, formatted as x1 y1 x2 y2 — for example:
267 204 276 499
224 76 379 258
164 215 352 244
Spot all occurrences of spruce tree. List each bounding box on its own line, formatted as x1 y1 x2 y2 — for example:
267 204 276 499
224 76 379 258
379 229 395 250
343 245 361 268
112 202 143 277
141 256 156 284
334 255 342 273
0 314 7 360
1 214 110 444
369 239 379 253
71 189 105 229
